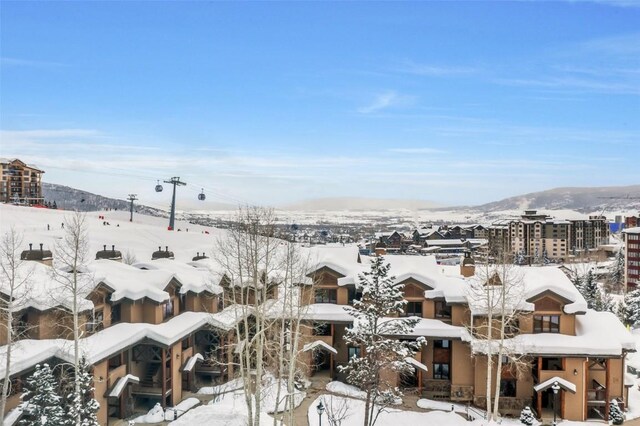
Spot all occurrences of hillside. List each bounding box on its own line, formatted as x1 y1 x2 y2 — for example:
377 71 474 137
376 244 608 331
281 197 440 211
474 185 640 213
42 182 167 217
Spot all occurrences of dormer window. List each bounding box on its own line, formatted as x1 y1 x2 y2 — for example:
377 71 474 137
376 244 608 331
163 299 174 320
534 315 559 333
402 301 423 317
315 289 337 304
435 301 451 319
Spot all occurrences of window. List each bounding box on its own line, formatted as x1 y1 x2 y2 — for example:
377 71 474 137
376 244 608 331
313 322 332 336
433 363 450 380
542 357 563 371
533 315 560 333
315 289 337 304
347 287 362 305
179 294 186 313
108 354 124 370
435 301 451 319
499 379 517 397
434 339 450 349
111 303 121 324
87 309 104 333
182 336 191 350
403 301 423 317
348 347 361 359
163 299 174 320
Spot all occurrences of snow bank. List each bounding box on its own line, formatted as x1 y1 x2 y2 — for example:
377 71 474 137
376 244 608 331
416 398 465 413
308 395 476 426
326 381 367 399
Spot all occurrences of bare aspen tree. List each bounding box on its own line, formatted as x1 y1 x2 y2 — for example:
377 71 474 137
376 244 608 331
0 229 34 422
269 241 311 426
214 206 283 426
467 250 526 421
51 212 93 426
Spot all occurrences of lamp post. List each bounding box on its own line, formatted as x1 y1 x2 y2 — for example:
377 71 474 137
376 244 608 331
317 400 325 426
552 381 560 426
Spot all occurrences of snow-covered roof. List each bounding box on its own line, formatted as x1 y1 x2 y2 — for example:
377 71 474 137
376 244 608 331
4 261 94 313
405 357 428 373
87 260 175 303
133 259 223 295
107 374 140 398
624 227 640 234
533 376 576 393
472 310 635 357
182 353 204 372
302 303 354 323
466 266 588 316
401 318 470 340
302 340 338 355
0 308 244 378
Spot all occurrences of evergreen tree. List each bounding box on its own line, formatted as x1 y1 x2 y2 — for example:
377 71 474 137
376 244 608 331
610 249 625 293
580 270 599 309
623 289 640 326
65 357 99 426
20 364 67 426
519 406 534 426
609 399 624 425
341 256 423 426
542 248 550 265
514 250 526 266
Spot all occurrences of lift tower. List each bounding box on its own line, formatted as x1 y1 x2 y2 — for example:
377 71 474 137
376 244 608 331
127 194 138 222
163 177 186 230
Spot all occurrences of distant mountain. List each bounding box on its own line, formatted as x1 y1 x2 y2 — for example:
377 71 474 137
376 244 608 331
42 182 167 217
281 197 440 211
475 185 640 213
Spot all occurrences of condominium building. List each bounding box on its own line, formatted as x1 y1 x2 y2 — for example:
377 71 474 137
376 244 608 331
0 158 45 205
488 210 610 261
623 227 640 291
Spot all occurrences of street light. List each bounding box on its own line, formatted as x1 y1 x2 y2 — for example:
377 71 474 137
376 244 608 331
317 400 325 426
552 381 561 426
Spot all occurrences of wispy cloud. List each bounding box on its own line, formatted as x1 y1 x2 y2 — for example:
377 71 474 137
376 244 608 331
564 0 640 8
394 60 478 76
495 76 640 95
0 57 68 68
357 91 416 114
388 147 447 155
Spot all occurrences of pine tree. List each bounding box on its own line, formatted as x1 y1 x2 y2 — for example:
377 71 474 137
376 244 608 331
580 270 600 309
65 357 99 426
610 249 625 293
519 406 534 426
20 364 67 426
514 250 526 266
609 399 624 425
623 289 640 326
341 256 423 426
542 248 550 265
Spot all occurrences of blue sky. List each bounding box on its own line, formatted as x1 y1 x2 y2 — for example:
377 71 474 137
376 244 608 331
1 1 638 208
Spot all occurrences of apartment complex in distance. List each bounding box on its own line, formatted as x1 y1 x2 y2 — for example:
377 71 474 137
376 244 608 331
0 158 45 205
488 210 609 262
623 227 640 291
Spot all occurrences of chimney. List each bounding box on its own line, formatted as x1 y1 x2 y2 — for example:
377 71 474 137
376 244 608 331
39 243 43 252
29 243 33 251
112 245 115 252
165 246 169 252
104 245 107 251
158 246 161 251
460 250 476 278
196 252 200 257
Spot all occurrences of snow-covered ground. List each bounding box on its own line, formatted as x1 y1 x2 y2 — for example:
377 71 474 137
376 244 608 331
169 374 306 425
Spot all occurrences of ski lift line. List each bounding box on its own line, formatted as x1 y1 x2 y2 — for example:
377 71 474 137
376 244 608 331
42 163 257 206
42 164 161 182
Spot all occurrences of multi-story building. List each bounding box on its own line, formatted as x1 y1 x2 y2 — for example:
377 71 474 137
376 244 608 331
0 245 239 425
623 227 640 291
488 210 610 262
0 158 45 205
296 247 634 422
2 242 634 424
